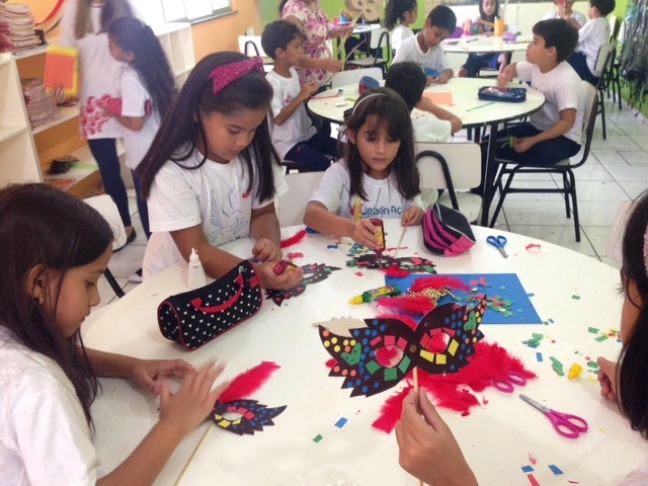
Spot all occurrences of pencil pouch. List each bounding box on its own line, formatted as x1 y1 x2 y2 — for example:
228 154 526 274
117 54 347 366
157 260 263 351
478 86 527 103
359 76 380 95
422 203 476 257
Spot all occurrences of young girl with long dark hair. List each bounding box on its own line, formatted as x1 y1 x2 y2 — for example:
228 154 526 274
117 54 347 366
385 0 419 53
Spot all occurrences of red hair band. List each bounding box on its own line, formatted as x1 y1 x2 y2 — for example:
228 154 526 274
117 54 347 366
207 57 265 94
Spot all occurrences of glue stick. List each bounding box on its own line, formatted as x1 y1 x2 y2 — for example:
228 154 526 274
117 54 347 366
350 285 400 304
370 218 386 259
187 248 207 289
354 197 362 222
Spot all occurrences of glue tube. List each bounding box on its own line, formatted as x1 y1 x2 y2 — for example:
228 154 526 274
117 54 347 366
349 285 401 304
370 218 386 259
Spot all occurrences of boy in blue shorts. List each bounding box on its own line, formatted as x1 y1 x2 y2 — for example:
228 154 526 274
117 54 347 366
392 5 456 85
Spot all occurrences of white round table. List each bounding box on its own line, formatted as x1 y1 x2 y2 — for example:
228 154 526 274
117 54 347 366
84 221 646 485
442 34 531 54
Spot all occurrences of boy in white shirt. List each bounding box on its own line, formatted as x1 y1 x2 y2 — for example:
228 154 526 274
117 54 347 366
385 61 462 142
262 20 339 171
567 0 615 85
542 0 588 29
392 5 456 85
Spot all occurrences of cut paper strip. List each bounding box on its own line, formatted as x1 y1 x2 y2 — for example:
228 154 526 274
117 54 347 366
44 45 79 96
335 417 348 428
313 434 323 443
422 91 454 105
549 464 564 475
536 352 543 362
526 474 541 486
386 273 542 324
521 465 534 473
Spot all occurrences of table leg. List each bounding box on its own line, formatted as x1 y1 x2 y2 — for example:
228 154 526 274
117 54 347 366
479 122 499 226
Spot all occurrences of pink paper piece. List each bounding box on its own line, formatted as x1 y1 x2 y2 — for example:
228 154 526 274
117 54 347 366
287 252 304 259
525 243 542 251
355 271 364 277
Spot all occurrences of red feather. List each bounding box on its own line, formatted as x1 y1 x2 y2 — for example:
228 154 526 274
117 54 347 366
382 267 412 278
280 229 306 248
376 296 436 315
410 275 471 293
372 385 412 433
376 312 420 331
219 361 280 403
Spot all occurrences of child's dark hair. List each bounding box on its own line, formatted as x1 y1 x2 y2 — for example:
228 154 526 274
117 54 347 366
591 0 616 17
385 61 426 112
0 183 113 425
385 0 418 31
137 52 279 202
618 191 648 438
428 5 457 34
108 16 177 121
345 87 420 201
479 0 500 22
532 19 579 63
74 0 133 39
261 20 302 61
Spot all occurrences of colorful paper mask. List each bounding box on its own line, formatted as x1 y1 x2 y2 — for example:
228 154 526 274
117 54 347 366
265 263 341 306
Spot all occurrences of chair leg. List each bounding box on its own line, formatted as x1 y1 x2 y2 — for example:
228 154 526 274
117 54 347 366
489 169 512 228
562 172 571 218
600 94 607 140
105 268 125 298
567 171 580 242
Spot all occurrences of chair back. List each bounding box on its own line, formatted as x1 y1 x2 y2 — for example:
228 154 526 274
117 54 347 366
594 41 615 75
571 81 598 169
84 195 126 250
369 28 390 49
277 171 325 227
331 67 384 88
238 35 267 58
608 15 619 41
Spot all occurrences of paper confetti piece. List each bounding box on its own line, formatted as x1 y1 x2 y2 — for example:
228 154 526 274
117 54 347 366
548 464 564 475
595 335 609 342
523 333 544 348
287 252 304 259
528 453 537 465
550 356 565 376
536 352 543 362
335 417 348 428
313 434 323 443
521 465 534 473
587 361 599 370
526 474 541 486
354 271 363 277
327 244 338 249
572 295 581 300
525 243 541 251
588 327 599 333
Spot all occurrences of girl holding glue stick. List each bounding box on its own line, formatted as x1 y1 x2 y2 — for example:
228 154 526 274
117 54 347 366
303 88 425 249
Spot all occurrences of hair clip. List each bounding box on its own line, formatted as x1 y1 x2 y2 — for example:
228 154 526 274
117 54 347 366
207 57 265 95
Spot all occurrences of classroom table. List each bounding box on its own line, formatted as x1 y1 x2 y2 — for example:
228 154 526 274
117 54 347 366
307 78 545 226
85 221 647 485
442 34 532 55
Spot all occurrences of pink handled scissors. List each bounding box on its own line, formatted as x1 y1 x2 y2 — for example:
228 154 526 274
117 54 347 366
519 394 588 439
492 371 527 393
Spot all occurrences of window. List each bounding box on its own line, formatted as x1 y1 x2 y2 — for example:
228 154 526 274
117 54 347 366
134 0 233 26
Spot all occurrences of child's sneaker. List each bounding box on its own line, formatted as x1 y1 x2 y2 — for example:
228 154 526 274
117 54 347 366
129 268 143 284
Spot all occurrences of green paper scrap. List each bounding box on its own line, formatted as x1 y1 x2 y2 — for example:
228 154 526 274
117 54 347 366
313 434 323 443
595 335 609 342
588 327 599 333
345 97 357 103
550 356 564 376
587 361 599 370
523 333 544 348
572 295 581 300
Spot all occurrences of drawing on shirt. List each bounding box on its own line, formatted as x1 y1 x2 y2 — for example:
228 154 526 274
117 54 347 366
265 262 342 306
208 186 247 243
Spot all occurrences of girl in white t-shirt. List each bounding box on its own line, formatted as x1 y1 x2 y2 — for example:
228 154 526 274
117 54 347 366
136 52 303 289
385 0 418 54
105 16 177 239
304 88 425 250
0 183 227 486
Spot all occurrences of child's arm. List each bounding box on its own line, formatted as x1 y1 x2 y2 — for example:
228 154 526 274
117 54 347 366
171 225 244 278
297 54 343 74
402 204 425 226
111 115 146 132
274 80 318 126
96 363 228 486
511 108 576 153
416 97 463 134
497 62 517 88
303 201 380 248
395 389 479 486
436 68 454 85
597 357 618 402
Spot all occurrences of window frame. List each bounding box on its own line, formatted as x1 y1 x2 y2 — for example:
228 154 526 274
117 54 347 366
159 0 234 25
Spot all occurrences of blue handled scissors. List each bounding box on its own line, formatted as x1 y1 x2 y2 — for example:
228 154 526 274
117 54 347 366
492 371 527 393
487 235 508 258
519 394 588 439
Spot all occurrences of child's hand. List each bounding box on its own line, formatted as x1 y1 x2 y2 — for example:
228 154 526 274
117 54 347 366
402 206 424 226
352 219 380 248
512 136 534 153
497 65 514 88
436 73 451 85
128 358 196 395
256 261 304 290
426 76 437 87
330 24 353 39
597 357 618 402
299 80 318 101
158 362 228 436
395 389 478 486
252 238 282 262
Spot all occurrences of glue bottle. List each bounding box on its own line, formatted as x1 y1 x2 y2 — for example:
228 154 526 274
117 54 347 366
370 218 386 259
187 248 207 289
350 285 400 304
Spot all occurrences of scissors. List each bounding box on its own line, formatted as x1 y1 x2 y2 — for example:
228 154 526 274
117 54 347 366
519 394 588 439
487 235 508 258
492 371 527 393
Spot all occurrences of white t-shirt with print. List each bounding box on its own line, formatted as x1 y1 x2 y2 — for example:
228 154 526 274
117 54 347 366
391 25 414 53
309 160 424 220
411 109 452 143
392 35 451 74
0 327 100 486
119 66 160 170
515 61 583 145
144 150 288 278
577 17 610 75
266 68 317 160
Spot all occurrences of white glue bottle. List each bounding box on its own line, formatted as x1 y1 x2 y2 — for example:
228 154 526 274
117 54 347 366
187 248 207 289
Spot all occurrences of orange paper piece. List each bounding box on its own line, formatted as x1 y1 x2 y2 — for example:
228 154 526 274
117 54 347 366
44 45 79 96
422 92 454 106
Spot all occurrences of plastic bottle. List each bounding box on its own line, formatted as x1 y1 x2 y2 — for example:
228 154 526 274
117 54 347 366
187 248 207 289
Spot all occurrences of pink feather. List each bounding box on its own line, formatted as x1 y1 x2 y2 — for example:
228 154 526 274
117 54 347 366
410 275 471 293
382 267 412 278
372 385 412 433
219 361 280 403
280 229 306 248
376 296 436 315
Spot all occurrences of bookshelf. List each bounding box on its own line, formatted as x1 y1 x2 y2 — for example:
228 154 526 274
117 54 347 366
5 22 195 195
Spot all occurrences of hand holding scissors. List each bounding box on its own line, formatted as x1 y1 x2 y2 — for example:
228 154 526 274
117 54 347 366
487 235 508 258
520 394 588 439
492 371 527 393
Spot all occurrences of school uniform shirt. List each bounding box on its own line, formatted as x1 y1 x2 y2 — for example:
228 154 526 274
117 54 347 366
515 61 583 145
309 160 424 220
266 68 317 160
391 24 414 53
144 150 288 279
411 109 453 143
542 9 587 28
119 66 160 170
577 17 611 76
60 0 140 139
0 326 99 485
618 456 648 485
392 35 451 74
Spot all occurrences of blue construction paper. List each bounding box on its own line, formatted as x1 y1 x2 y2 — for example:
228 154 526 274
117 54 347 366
384 273 542 325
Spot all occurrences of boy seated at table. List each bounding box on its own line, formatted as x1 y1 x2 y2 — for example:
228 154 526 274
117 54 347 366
261 20 339 172
392 5 456 85
385 61 462 141
475 19 583 192
566 0 615 86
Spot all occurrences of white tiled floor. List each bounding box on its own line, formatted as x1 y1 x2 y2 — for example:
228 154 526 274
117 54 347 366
95 96 648 308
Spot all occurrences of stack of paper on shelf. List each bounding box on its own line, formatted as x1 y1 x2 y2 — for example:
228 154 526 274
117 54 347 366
0 2 39 53
21 78 57 129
